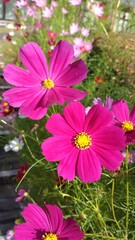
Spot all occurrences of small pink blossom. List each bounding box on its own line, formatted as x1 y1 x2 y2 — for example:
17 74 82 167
16 0 27 8
14 203 84 240
73 45 82 58
83 42 93 51
60 30 69 36
73 37 83 46
34 0 46 8
15 189 27 202
42 102 125 183
42 6 54 18
51 1 58 7
70 23 79 34
69 0 82 6
81 27 90 37
26 6 35 17
92 3 104 18
62 7 68 14
6 230 14 240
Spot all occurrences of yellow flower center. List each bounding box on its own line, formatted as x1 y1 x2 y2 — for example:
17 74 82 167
122 121 134 132
42 233 58 240
74 132 92 150
43 78 54 89
3 102 8 107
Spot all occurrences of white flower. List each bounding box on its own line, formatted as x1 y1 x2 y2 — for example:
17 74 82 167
4 137 24 152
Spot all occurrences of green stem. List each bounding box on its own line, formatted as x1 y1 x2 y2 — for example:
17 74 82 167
111 179 121 230
125 146 129 238
15 158 44 192
85 233 123 240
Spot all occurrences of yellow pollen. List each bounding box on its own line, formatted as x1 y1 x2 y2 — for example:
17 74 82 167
43 78 54 89
122 121 134 132
42 233 58 240
4 109 10 113
3 102 8 107
74 132 92 150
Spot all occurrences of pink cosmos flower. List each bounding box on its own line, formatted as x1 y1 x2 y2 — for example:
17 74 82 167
26 6 35 17
41 102 125 183
112 99 135 144
70 23 79 34
14 203 84 240
3 41 87 120
34 0 46 8
16 0 28 8
15 189 27 202
3 0 10 2
81 27 89 37
42 6 54 18
51 1 58 8
69 0 82 6
62 7 68 14
92 3 104 18
93 96 114 111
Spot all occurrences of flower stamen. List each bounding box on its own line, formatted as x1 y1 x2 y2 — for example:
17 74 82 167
43 78 54 89
74 132 92 150
42 233 57 240
122 121 134 132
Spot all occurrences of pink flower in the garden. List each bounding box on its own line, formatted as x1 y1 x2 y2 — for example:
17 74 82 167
15 189 27 202
16 0 28 8
70 23 79 34
26 6 35 17
6 230 14 240
34 22 44 30
83 42 93 52
69 0 82 6
93 97 114 111
14 203 84 240
34 0 46 8
112 99 135 144
47 30 58 38
3 0 10 2
62 7 68 14
3 41 87 120
41 102 125 183
60 29 69 36
92 3 104 18
17 163 29 181
51 1 58 8
73 45 82 58
81 27 90 37
73 37 83 46
42 6 54 18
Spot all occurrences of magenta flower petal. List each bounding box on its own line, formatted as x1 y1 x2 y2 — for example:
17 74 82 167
46 113 75 136
45 88 64 107
20 42 49 80
22 203 51 230
41 136 73 161
112 99 130 122
130 106 135 123
56 87 87 102
50 40 74 80
55 59 88 86
84 104 113 134
58 148 79 181
59 218 84 240
77 149 102 183
93 146 123 170
43 204 63 233
3 87 41 107
14 223 35 240
3 64 40 87
63 102 86 132
93 126 125 151
19 90 48 120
